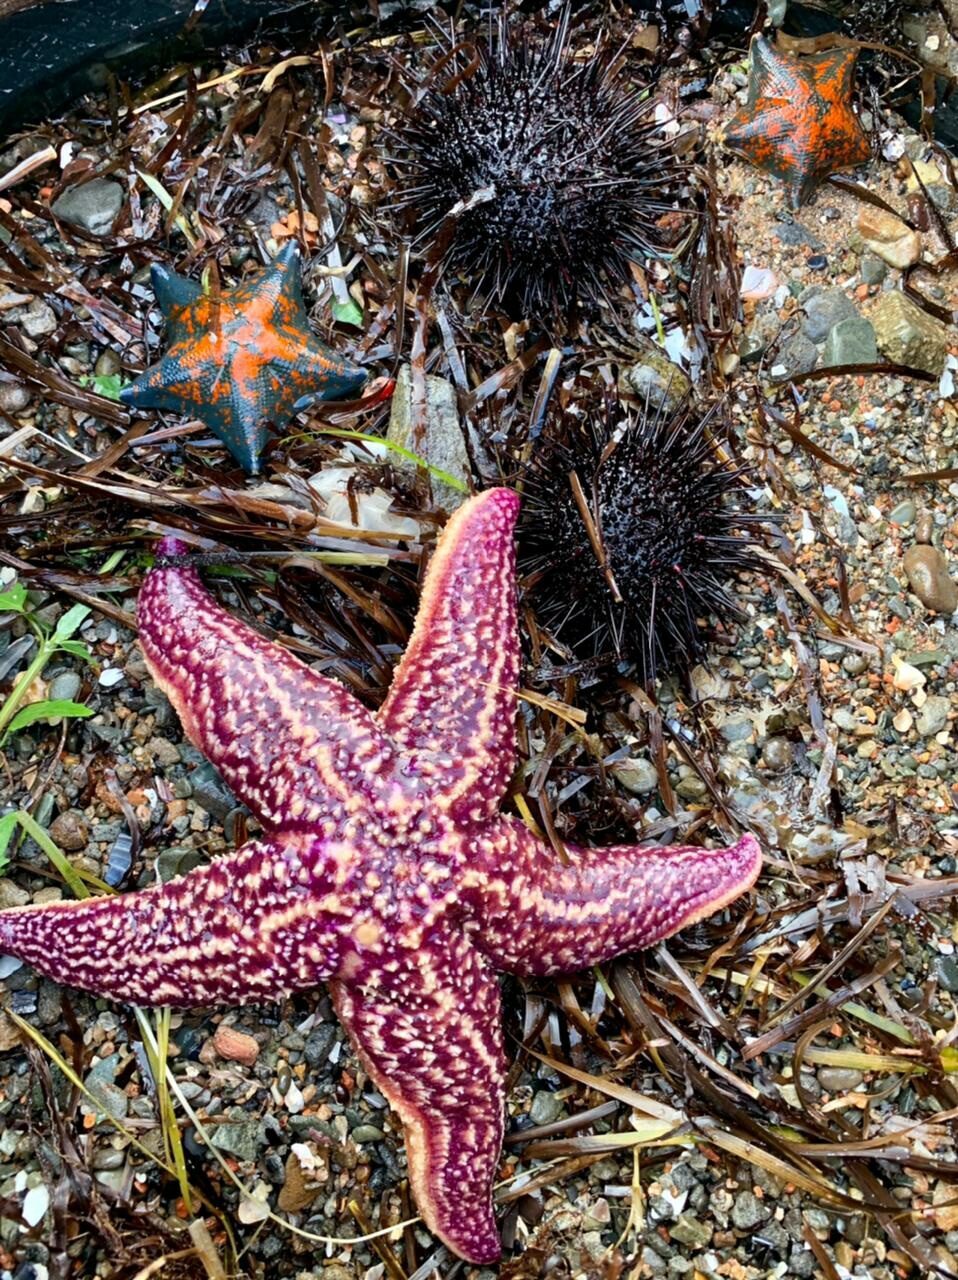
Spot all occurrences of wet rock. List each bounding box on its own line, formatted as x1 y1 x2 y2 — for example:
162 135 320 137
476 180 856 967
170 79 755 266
48 670 81 702
189 762 239 821
823 316 878 366
386 364 471 513
762 737 793 771
801 288 858 343
935 956 958 992
612 757 658 795
84 1056 128 1119
212 1023 260 1066
889 500 916 526
304 1022 339 1068
147 736 181 768
49 810 89 852
770 333 818 380
670 1215 713 1247
210 1117 261 1162
95 349 122 378
917 695 951 737
859 255 887 286
732 1189 770 1230
872 292 949 376
0 1010 22 1053
817 1067 864 1093
858 205 921 270
903 545 958 614
620 342 691 413
0 880 29 909
52 178 124 237
529 1090 564 1125
277 1151 323 1214
18 299 56 339
156 847 207 882
351 1123 386 1143
0 383 31 413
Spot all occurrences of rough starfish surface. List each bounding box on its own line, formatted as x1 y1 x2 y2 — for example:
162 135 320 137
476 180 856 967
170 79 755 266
120 241 366 474
723 35 870 208
0 488 762 1264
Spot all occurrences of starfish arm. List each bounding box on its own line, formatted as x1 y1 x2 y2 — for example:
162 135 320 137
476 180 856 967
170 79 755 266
376 488 521 823
0 835 348 1006
466 818 762 975
138 539 394 830
330 934 506 1264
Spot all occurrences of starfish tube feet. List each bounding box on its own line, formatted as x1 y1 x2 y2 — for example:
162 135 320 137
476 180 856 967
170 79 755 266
0 836 346 1006
468 821 762 976
138 536 393 830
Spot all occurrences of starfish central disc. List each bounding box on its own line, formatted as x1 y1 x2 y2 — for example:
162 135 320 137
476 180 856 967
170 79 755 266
0 488 762 1264
120 241 367 474
724 35 870 208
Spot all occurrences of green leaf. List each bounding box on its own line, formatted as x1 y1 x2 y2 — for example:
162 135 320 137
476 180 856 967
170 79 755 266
92 373 124 400
4 700 93 736
53 603 90 641
0 582 28 614
0 811 19 876
330 297 364 328
57 639 93 662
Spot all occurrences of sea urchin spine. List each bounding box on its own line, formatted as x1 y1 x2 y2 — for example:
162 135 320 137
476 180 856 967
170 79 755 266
521 397 767 684
389 10 689 315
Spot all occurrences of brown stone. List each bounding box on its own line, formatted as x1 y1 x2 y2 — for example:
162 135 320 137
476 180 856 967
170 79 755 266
277 1152 323 1214
903 545 958 614
212 1023 260 1066
48 810 89 852
857 206 911 243
871 292 949 377
0 1009 22 1053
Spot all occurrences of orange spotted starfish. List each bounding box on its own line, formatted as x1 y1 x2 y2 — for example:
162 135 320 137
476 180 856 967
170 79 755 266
121 242 366 474
724 36 870 208
0 489 762 1264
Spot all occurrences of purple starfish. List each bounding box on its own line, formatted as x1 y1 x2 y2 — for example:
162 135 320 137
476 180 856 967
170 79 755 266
0 488 761 1264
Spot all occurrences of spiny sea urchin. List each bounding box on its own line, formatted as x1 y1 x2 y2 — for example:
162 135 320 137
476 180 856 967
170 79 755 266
521 397 768 685
389 10 689 315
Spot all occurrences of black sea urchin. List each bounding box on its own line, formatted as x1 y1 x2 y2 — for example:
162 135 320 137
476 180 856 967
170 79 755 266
390 11 688 314
521 399 767 685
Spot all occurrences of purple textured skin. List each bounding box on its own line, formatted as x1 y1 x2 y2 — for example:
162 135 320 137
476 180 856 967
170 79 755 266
0 488 762 1264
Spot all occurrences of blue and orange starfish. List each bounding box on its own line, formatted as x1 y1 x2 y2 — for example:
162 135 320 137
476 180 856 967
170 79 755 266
724 36 871 208
0 489 761 1263
120 242 366 474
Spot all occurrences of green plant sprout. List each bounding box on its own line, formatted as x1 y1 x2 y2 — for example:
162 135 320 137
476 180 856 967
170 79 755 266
0 581 94 746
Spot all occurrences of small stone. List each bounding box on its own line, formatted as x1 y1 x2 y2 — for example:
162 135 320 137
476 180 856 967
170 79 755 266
762 737 792 771
0 1010 22 1053
47 671 81 702
935 956 958 992
52 178 125 237
889 500 916 526
842 652 869 675
916 511 934 544
823 316 877 367
212 1024 259 1066
189 762 239 821
19 299 57 339
817 1067 864 1093
670 1214 713 1247
49 810 89 852
147 736 181 767
731 1189 769 1230
0 880 29 909
95 349 122 378
612 757 658 795
210 1118 261 1162
620 344 691 413
864 232 921 270
917 695 951 737
872 292 949 376
156 847 206 882
351 1124 386 1143
304 1023 339 1068
770 333 818 380
903 545 958 614
801 288 858 343
386 365 471 513
277 1152 322 1214
0 383 31 413
859 255 887 286
529 1090 564 1125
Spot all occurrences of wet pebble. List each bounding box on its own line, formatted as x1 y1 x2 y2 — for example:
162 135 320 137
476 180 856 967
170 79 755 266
903 545 958 614
47 670 81 702
817 1067 864 1093
48 810 89 852
529 1090 564 1125
917 695 951 737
